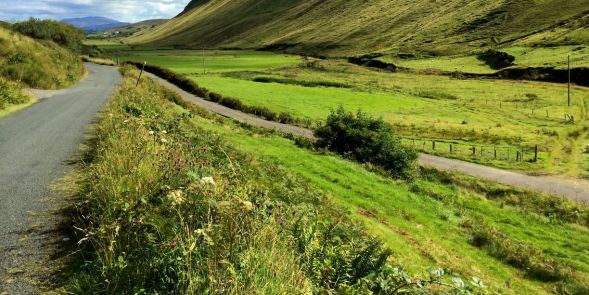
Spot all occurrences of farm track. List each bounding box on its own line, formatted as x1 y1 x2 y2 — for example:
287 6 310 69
146 71 589 204
0 64 120 294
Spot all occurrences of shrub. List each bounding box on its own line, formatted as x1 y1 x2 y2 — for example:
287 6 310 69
315 107 417 178
11 18 84 52
0 77 29 110
477 49 515 70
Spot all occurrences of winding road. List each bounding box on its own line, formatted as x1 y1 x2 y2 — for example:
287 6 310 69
0 63 120 294
146 72 589 205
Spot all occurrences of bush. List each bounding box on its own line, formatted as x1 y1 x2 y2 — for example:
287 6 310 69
0 77 29 110
315 107 417 178
477 49 515 70
11 18 84 52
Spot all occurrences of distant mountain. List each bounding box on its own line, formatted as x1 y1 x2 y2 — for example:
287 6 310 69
92 19 168 38
62 17 130 32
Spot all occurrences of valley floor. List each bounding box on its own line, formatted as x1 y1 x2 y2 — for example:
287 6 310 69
104 45 589 178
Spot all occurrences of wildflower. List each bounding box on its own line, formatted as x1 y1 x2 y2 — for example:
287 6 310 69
167 190 185 206
161 130 167 134
160 137 169 144
148 130 155 135
200 176 216 186
241 200 254 211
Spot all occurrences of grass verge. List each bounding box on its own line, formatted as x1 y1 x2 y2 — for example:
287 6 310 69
65 66 484 294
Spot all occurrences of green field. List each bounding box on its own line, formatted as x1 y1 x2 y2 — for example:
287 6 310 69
71 66 589 294
187 103 589 295
111 47 589 176
380 46 589 74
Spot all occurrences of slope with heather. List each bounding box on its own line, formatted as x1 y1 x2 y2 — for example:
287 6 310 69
127 0 589 56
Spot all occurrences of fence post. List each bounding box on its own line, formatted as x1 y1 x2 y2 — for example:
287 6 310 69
494 148 497 159
534 145 538 162
472 147 476 156
432 141 436 150
136 61 146 87
516 151 520 162
450 144 453 154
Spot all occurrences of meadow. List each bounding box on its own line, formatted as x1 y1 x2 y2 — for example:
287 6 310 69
109 46 589 176
67 66 589 294
379 46 589 74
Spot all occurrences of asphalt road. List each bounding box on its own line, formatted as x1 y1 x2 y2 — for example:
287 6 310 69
147 71 589 205
0 63 120 294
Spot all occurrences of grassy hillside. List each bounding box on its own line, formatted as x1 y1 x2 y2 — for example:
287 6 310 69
0 27 84 89
64 66 589 294
127 0 589 56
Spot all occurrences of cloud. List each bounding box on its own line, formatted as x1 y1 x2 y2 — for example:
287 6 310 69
0 0 191 23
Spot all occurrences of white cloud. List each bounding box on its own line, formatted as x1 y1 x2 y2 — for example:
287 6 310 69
0 0 191 23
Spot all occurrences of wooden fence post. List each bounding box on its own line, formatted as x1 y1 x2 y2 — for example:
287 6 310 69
136 61 146 87
432 141 436 150
494 148 497 159
450 144 453 154
534 145 538 162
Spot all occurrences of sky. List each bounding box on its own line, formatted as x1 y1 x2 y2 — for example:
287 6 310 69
0 0 192 23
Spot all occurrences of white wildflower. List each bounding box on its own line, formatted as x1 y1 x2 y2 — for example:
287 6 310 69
167 190 185 206
200 176 216 186
241 200 254 211
161 130 167 134
148 130 155 135
160 137 169 144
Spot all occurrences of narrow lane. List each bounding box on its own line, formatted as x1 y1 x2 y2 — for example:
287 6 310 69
0 63 120 294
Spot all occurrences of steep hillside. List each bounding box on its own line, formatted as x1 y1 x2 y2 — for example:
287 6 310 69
0 27 84 89
127 0 589 56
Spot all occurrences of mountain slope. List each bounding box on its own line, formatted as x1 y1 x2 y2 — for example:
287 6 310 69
127 0 589 56
63 16 129 32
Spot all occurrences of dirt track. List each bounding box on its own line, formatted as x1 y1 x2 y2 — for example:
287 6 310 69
147 72 589 205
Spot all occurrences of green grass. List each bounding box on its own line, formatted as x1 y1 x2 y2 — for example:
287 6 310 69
119 49 301 74
379 46 589 74
0 27 84 89
67 66 493 294
126 0 589 56
0 97 36 118
188 111 589 295
382 55 497 74
102 47 589 175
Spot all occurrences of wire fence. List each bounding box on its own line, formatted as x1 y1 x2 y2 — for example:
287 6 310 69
400 137 540 163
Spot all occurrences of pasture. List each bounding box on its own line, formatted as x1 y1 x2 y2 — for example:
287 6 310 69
380 46 589 74
110 46 589 175
189 111 589 295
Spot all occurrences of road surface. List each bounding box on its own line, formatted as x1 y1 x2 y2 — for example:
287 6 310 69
0 63 120 294
147 72 589 205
